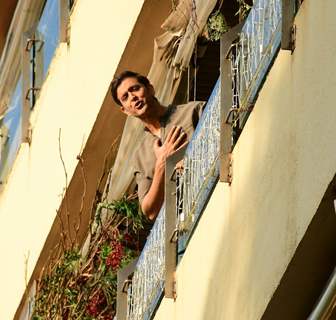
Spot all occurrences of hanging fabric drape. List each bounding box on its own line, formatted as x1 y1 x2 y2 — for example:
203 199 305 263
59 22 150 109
148 0 217 105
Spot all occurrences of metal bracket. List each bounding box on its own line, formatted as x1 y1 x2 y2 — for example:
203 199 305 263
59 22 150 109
69 0 75 9
296 0 304 9
225 103 254 126
60 0 71 43
164 145 187 299
219 21 245 183
226 40 239 59
0 126 10 145
25 88 41 101
290 24 296 53
122 279 132 293
25 38 44 52
117 258 138 320
225 107 239 126
170 229 178 243
228 155 233 185
281 0 296 51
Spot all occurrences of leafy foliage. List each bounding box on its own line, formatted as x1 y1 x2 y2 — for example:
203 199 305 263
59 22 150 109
31 196 143 320
96 196 143 232
207 11 228 41
205 0 254 41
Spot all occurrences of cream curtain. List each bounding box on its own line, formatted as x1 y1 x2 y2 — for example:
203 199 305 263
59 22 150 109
106 0 217 202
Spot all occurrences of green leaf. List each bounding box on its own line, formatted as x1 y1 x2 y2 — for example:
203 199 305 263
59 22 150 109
207 11 228 41
100 243 112 260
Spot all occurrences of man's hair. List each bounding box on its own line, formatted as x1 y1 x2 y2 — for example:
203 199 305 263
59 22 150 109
110 70 150 106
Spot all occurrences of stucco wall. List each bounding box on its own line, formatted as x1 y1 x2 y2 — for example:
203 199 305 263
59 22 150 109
0 1 144 319
154 0 336 319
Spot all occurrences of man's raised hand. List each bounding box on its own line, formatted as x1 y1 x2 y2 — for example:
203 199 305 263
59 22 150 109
153 126 188 163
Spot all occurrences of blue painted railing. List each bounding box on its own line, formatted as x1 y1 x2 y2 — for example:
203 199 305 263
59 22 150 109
125 0 283 318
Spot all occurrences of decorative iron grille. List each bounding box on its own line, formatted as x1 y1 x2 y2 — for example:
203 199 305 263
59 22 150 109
177 79 221 250
125 0 285 316
228 0 282 126
126 207 165 320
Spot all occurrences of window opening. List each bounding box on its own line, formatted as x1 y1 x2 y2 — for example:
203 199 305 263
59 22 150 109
0 76 23 184
37 0 60 77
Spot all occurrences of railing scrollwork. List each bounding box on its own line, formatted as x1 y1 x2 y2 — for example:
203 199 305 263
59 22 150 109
122 0 290 318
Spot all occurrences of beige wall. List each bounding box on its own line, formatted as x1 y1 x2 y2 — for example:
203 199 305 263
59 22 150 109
0 1 144 319
155 0 336 319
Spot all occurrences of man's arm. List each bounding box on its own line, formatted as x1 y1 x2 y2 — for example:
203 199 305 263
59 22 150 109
141 126 187 220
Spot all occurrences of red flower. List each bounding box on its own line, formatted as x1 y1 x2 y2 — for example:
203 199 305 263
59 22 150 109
62 309 69 320
106 240 124 271
86 291 106 317
123 232 133 243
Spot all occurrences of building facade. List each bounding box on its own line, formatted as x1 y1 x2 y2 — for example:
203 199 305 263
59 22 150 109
0 0 171 319
1 0 336 319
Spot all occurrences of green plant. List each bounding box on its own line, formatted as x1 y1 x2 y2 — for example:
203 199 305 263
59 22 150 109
207 11 228 41
31 196 143 320
95 196 143 232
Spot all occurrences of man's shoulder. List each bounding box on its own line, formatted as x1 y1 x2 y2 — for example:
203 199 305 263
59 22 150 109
172 101 205 120
175 101 205 110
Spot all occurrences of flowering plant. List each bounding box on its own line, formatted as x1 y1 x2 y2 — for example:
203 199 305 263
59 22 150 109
31 196 143 320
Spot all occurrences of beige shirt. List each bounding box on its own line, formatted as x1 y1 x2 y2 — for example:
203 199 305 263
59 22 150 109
133 101 205 203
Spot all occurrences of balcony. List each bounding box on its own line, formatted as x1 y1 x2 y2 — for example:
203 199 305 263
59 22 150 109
124 80 220 319
118 0 290 319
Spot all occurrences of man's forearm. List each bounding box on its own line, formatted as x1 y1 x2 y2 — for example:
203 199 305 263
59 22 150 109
141 158 165 220
142 126 187 220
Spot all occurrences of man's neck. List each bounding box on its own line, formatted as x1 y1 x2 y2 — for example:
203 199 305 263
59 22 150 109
141 101 166 136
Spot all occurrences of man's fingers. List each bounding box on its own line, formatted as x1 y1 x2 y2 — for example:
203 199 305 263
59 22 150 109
166 126 178 141
173 131 187 148
166 126 184 143
175 140 188 152
171 126 182 142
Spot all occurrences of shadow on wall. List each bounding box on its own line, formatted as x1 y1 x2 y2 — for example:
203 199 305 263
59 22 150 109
199 48 297 320
199 0 336 315
261 175 336 320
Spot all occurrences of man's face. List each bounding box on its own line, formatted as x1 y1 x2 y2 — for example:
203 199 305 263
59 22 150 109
116 77 155 118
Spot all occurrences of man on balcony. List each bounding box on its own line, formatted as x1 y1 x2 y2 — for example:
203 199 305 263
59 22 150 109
111 71 204 221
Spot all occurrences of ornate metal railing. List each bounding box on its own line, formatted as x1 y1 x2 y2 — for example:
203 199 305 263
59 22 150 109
228 0 281 126
125 1 285 317
126 207 165 320
177 79 221 250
